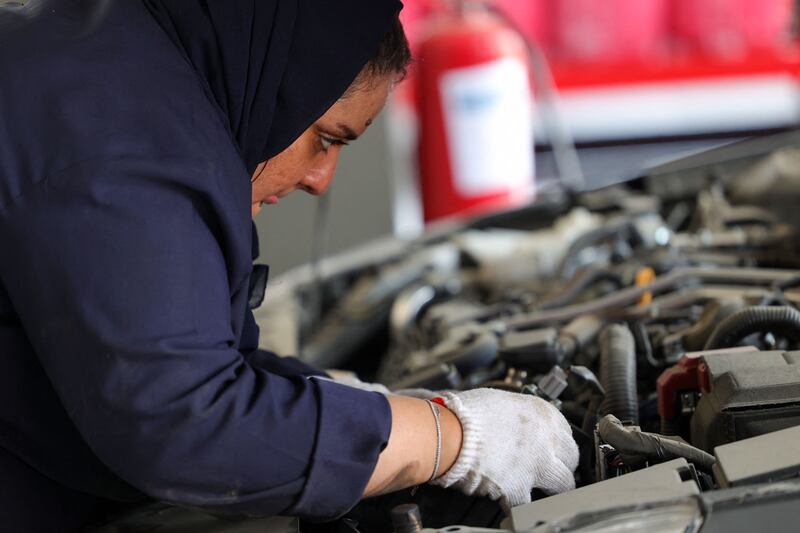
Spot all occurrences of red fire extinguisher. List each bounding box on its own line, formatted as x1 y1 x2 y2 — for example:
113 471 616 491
416 2 534 224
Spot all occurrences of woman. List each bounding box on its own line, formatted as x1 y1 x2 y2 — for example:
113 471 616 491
0 1 578 531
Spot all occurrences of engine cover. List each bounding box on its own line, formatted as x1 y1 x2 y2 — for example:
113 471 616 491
691 350 800 451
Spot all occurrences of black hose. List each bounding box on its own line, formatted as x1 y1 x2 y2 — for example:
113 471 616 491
598 415 716 470
682 298 745 352
704 305 800 350
559 315 605 358
631 320 661 370
507 266 800 330
557 222 636 280
498 316 603 371
582 395 602 436
598 324 638 424
539 267 623 310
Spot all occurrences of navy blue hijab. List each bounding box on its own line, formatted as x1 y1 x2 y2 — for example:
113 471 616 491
142 0 402 174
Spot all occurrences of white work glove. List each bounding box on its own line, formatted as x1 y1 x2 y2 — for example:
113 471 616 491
431 388 579 512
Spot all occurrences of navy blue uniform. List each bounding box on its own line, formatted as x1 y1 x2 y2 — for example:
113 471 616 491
0 2 391 530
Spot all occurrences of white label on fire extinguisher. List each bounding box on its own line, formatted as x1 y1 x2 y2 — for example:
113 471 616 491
440 58 534 197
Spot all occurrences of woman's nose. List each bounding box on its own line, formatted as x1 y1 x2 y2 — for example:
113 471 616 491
301 159 337 196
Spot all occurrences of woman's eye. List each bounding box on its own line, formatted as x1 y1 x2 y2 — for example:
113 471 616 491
318 135 346 152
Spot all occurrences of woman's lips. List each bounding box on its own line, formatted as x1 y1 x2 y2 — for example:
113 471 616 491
265 195 280 205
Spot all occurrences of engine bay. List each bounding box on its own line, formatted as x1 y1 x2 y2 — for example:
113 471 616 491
256 133 800 532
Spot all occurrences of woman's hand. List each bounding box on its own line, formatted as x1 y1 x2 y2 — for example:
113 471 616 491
364 388 579 513
431 389 579 511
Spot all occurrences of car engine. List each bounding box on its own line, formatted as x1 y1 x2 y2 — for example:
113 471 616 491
255 133 800 532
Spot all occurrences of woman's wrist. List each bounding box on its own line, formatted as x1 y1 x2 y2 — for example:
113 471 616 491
436 401 463 478
363 395 464 497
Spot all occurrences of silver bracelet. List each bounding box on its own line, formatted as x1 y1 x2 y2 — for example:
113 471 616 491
426 400 442 483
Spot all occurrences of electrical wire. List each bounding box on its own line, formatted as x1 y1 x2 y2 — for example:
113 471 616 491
598 414 717 471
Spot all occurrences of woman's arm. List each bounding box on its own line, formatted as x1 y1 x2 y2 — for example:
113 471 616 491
364 395 463 497
0 157 393 520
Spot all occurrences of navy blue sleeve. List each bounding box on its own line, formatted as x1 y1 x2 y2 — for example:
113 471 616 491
247 349 330 378
0 157 390 519
239 302 329 379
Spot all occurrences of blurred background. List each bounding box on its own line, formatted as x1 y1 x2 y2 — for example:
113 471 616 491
257 0 800 275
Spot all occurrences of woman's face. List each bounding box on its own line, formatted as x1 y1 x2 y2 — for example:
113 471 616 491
250 74 393 217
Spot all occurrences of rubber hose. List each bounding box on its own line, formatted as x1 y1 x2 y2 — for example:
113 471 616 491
558 222 636 280
598 415 716 470
559 315 605 360
582 395 602 436
507 267 800 330
599 324 638 424
704 305 800 350
540 268 623 310
682 298 745 352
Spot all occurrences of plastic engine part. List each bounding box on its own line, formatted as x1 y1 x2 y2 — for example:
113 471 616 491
691 350 800 451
